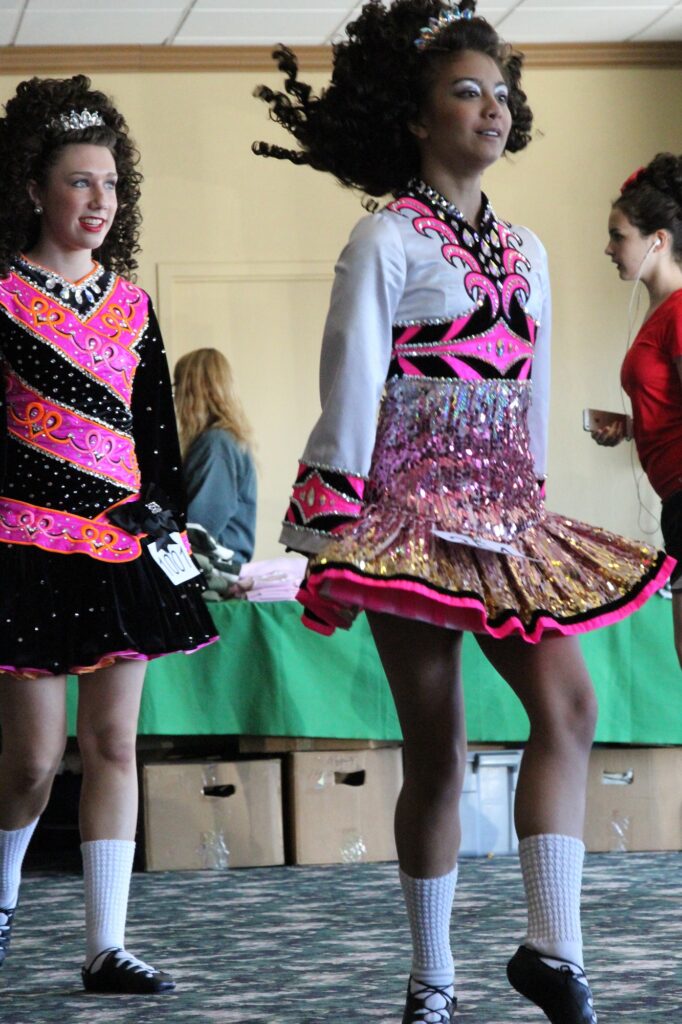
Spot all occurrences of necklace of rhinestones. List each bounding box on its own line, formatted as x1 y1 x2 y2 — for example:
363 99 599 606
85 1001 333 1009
17 255 106 305
408 178 493 245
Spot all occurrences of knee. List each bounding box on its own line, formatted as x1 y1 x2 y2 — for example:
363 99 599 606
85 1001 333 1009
568 686 599 747
6 750 62 800
78 726 136 772
403 737 467 802
537 684 598 752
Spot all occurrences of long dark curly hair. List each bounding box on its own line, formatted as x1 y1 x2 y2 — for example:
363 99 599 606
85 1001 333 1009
0 74 143 279
253 0 533 197
616 153 682 262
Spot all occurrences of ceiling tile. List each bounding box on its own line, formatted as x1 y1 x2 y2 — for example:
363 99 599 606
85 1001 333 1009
4 0 682 47
634 8 682 40
193 1 356 8
519 0 668 7
27 0 187 8
0 10 17 42
478 1 525 14
176 9 348 43
496 8 668 42
332 3 512 39
16 9 183 44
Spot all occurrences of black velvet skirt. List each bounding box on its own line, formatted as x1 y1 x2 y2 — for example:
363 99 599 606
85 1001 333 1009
0 543 217 678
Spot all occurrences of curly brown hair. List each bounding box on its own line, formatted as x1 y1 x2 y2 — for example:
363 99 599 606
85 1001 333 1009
616 153 682 263
0 74 143 279
253 0 533 197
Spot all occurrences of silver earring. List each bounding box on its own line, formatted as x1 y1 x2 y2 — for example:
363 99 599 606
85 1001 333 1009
34 205 43 215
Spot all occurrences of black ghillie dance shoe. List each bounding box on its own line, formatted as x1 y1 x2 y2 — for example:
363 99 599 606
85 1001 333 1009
81 947 176 994
402 976 457 1023
507 945 597 1024
0 906 16 967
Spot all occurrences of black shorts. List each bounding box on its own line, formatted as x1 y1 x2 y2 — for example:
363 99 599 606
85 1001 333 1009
660 489 682 586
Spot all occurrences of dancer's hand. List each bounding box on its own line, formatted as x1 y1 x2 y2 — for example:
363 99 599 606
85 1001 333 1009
592 421 626 446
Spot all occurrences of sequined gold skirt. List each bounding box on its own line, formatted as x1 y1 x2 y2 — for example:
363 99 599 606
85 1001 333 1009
302 378 673 641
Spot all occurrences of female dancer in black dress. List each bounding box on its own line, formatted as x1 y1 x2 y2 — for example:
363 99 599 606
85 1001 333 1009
0 74 216 993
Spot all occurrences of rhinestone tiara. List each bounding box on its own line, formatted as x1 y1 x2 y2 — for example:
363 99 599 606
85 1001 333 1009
48 109 106 133
414 1 475 51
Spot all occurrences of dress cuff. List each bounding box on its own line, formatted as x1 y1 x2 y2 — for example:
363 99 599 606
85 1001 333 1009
283 460 366 542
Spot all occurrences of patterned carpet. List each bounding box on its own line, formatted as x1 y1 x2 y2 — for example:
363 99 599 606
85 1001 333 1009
0 853 680 1023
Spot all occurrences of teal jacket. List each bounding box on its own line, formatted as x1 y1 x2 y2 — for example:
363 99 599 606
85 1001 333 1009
184 428 256 564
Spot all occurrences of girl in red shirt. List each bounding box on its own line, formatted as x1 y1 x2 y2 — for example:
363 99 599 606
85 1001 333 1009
599 152 682 665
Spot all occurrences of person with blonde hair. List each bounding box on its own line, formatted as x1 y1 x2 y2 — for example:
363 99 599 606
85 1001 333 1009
174 347 257 566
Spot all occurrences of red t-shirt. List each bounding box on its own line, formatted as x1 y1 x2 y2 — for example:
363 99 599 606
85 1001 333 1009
621 289 682 500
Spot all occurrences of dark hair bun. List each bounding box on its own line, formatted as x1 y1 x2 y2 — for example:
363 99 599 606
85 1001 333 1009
616 151 682 261
641 152 682 210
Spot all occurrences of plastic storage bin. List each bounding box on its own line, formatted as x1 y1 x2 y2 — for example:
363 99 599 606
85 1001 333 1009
460 750 522 856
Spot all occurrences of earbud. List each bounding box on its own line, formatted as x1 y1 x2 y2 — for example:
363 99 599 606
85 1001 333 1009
650 239 662 253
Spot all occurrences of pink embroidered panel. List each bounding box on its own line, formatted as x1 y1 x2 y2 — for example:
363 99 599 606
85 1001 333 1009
0 497 142 562
6 373 140 492
285 462 366 537
0 274 147 403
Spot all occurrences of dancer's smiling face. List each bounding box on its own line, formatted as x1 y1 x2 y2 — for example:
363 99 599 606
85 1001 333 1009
410 49 512 176
29 143 118 257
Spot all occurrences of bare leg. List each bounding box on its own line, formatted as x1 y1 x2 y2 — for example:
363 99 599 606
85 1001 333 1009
0 674 66 960
0 674 67 829
76 660 174 993
367 613 466 877
477 634 598 1023
476 634 597 839
367 613 463 1021
77 659 145 841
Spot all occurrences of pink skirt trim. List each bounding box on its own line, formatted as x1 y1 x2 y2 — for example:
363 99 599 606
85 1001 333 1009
0 635 218 680
302 553 676 644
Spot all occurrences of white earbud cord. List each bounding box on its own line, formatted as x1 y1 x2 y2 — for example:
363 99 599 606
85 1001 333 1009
622 248 660 535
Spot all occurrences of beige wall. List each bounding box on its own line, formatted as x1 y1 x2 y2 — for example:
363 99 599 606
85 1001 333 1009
3 60 681 557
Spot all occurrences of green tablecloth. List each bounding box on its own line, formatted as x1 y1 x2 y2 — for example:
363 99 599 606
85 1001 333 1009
66 594 681 743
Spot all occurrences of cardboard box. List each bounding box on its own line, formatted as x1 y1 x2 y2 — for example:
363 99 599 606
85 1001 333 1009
584 747 682 852
143 759 284 870
287 747 403 864
460 750 521 857
239 736 400 754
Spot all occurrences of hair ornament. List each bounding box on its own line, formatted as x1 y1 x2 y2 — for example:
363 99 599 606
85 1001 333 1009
620 166 645 194
47 108 105 132
414 1 474 50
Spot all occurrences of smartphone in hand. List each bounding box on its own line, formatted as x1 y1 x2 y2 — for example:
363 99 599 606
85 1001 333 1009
582 408 633 440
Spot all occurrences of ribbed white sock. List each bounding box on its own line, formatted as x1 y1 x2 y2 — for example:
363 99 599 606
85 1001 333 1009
519 833 585 969
0 819 39 909
399 866 458 987
82 839 135 969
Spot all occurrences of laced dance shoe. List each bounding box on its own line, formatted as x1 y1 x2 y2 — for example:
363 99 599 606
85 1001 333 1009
0 907 16 967
507 945 597 1024
402 976 457 1023
81 947 176 994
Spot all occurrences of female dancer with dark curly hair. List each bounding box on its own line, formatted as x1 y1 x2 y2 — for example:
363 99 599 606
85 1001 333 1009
255 2 673 1022
0 75 216 992
597 153 682 666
